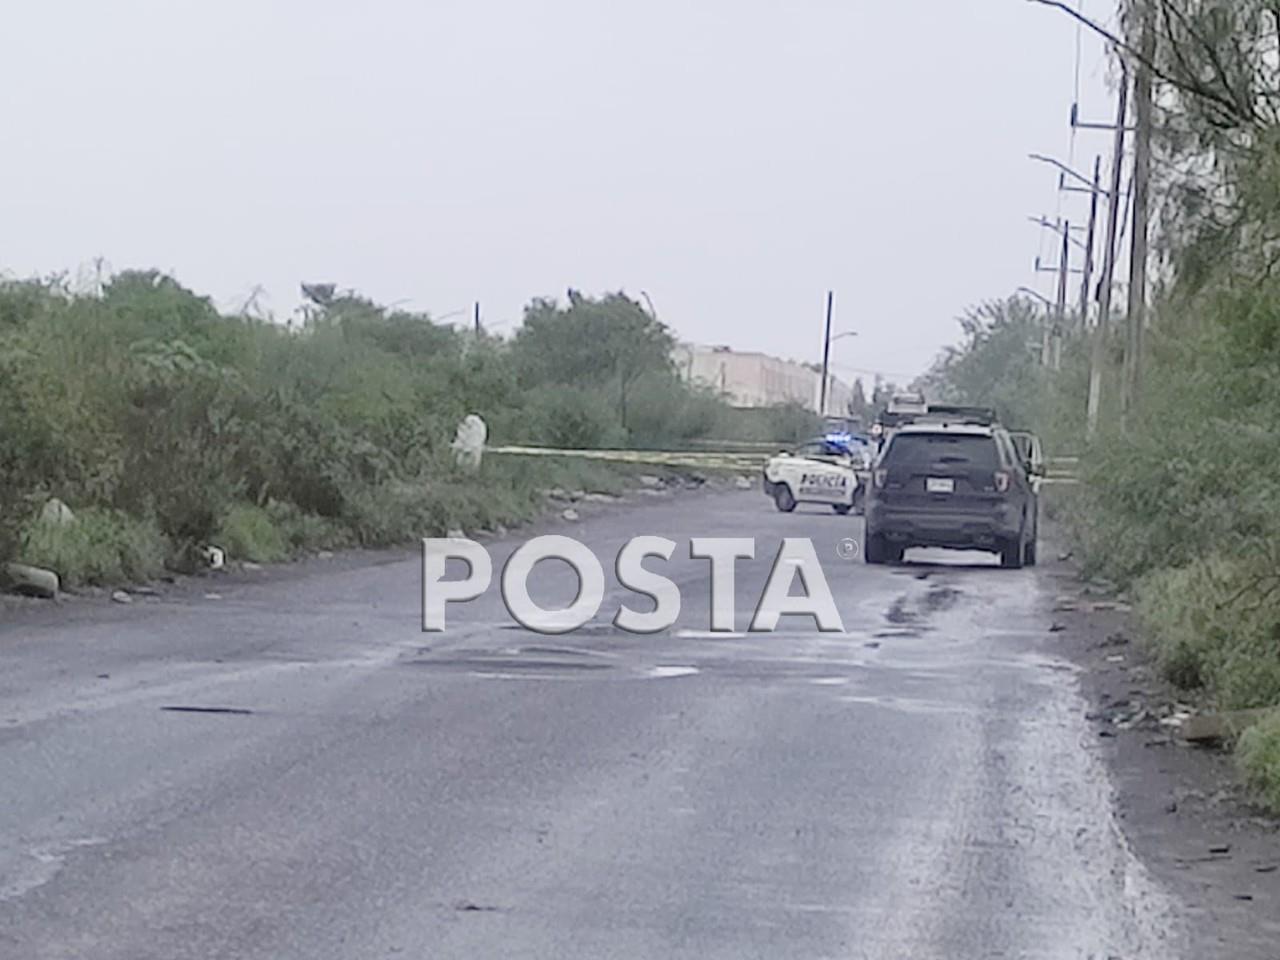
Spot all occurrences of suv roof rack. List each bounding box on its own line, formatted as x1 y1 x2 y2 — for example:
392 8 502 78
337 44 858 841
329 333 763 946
916 404 998 426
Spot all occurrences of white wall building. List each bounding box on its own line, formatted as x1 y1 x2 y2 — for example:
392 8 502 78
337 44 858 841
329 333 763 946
672 343 853 414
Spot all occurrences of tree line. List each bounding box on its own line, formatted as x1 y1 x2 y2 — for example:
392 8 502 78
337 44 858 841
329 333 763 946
0 273 818 581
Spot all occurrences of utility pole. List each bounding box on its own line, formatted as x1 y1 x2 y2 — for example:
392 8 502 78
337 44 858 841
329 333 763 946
818 290 834 416
1052 219 1070 370
1086 62 1130 440
1079 155 1101 327
473 301 481 335
1122 12 1154 424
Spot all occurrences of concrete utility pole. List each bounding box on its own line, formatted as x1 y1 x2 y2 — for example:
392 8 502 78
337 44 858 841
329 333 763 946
1122 12 1155 424
1086 62 1130 440
818 290 834 416
1052 219 1070 370
1079 156 1102 327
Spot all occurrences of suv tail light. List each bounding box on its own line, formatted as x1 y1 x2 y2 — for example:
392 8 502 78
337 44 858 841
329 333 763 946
873 468 888 489
994 470 1012 493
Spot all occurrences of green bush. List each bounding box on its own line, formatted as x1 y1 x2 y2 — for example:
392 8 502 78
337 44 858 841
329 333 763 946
264 499 350 552
1239 712 1280 814
19 508 167 587
0 274 738 583
217 503 290 563
1136 554 1280 710
518 384 626 449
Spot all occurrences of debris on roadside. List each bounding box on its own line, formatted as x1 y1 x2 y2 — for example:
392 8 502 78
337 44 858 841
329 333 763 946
40 498 76 526
561 508 580 522
110 590 133 604
1048 621 1066 633
1178 708 1280 745
201 545 225 570
160 705 254 716
3 562 60 599
446 528 466 540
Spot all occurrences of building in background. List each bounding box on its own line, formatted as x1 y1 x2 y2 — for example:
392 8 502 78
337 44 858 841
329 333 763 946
672 343 853 414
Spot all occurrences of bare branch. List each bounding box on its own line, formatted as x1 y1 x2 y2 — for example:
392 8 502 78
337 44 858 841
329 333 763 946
1027 0 1256 125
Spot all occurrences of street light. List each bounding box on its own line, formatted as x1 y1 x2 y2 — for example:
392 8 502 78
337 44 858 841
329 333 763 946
1028 216 1089 252
1016 286 1052 308
1029 153 1112 197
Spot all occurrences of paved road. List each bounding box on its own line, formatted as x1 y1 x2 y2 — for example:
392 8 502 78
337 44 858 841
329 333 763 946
0 490 1183 959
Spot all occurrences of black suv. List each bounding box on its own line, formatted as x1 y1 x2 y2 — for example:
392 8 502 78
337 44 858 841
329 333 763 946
863 422 1039 568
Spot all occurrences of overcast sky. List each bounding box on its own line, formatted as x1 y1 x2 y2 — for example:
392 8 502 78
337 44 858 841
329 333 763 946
2 0 1120 385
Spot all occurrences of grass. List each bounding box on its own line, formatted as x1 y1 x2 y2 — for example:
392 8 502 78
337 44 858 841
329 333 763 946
217 503 291 563
1239 712 1280 813
19 507 168 587
1135 554 1280 710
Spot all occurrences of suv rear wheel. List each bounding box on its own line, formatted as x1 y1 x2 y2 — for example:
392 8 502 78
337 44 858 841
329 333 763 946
999 535 1024 569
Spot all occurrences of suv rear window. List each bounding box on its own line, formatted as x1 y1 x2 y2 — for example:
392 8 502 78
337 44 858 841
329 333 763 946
882 433 998 470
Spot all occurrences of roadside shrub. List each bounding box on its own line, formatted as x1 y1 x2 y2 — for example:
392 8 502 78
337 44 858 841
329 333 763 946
19 508 167 586
519 384 625 449
1136 554 1280 710
1238 712 1280 814
0 271 738 583
217 503 290 563
263 500 350 552
624 374 727 448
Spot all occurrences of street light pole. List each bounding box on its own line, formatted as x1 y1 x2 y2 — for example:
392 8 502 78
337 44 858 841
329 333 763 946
819 291 834 416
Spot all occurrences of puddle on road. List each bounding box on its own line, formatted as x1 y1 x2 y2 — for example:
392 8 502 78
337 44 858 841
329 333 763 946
921 585 962 612
838 693 975 716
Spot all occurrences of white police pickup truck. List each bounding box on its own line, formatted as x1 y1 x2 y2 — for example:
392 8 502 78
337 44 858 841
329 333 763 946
762 434 870 515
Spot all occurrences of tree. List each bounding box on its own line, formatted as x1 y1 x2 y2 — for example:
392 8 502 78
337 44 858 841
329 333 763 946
847 378 870 421
918 297 1046 424
510 291 675 432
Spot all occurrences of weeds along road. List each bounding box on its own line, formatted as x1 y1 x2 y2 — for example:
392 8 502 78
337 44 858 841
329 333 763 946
0 489 1183 959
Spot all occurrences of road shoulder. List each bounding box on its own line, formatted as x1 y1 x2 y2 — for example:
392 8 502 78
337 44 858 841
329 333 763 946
1041 545 1280 958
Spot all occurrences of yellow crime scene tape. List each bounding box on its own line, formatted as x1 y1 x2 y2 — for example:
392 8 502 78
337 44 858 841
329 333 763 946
486 445 766 472
488 447 1082 482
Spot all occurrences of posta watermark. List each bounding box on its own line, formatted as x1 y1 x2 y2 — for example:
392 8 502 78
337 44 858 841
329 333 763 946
422 536 847 634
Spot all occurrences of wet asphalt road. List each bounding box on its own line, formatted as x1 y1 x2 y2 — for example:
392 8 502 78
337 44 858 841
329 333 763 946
0 489 1183 959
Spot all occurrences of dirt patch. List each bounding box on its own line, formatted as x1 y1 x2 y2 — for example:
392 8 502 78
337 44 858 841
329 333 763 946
1039 536 1280 959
